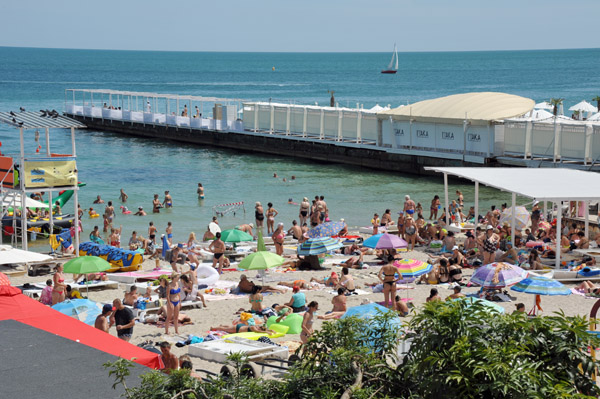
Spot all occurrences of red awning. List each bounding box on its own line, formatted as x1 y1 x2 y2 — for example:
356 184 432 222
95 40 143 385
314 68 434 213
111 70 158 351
0 286 163 369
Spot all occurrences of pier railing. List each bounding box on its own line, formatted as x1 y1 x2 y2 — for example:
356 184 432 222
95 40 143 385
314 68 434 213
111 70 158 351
503 118 600 164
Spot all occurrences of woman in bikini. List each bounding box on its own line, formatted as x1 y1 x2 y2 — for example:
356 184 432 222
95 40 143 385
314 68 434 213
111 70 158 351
404 216 418 251
52 264 66 305
272 223 285 255
255 202 264 230
299 197 310 226
378 262 400 308
483 226 499 264
266 202 278 234
152 194 162 213
430 195 440 220
165 273 182 335
210 321 276 335
248 285 276 319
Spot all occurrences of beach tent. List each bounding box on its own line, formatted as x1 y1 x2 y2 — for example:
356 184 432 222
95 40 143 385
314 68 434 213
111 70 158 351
0 285 163 369
534 101 553 110
569 100 597 113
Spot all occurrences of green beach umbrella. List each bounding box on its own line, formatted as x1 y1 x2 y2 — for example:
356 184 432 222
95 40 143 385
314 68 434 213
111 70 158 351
220 229 253 243
63 256 111 297
238 231 284 272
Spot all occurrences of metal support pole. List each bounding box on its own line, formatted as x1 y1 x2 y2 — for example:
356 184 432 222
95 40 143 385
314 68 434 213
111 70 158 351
45 128 50 156
585 200 590 238
444 173 449 225
511 192 516 247
254 104 259 131
74 185 79 256
286 106 291 136
49 191 53 241
555 201 562 269
356 110 362 143
19 128 26 249
319 109 324 139
302 107 307 137
269 105 274 134
337 110 343 141
474 182 479 230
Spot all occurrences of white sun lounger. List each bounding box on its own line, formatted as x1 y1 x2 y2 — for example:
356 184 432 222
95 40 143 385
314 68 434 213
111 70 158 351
188 336 288 363
34 279 119 291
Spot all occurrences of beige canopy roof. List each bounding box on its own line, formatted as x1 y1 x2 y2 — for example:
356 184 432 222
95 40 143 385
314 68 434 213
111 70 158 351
378 92 535 126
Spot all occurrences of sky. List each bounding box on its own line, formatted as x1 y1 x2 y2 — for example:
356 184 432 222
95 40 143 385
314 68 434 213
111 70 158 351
1 0 599 52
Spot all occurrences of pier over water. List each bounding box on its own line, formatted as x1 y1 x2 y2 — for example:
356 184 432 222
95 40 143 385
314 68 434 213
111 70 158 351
64 89 600 173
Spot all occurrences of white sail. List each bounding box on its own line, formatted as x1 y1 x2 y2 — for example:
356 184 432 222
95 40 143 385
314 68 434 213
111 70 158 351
386 44 398 71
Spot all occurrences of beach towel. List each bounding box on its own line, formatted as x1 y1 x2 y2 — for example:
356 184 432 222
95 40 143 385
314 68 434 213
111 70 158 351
328 289 370 296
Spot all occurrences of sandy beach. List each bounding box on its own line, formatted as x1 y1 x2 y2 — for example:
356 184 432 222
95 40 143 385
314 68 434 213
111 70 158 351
8 239 596 377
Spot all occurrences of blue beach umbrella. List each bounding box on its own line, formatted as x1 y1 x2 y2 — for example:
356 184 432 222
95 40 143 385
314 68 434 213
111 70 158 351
510 275 571 296
297 237 343 256
306 222 345 239
52 299 103 326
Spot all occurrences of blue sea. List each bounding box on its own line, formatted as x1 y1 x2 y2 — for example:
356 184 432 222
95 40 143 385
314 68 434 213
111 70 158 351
1 47 599 244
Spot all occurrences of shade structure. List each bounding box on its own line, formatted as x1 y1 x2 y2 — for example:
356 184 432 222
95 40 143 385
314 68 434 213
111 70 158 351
63 255 111 275
306 222 345 239
220 229 253 243
499 206 530 231
52 299 102 326
569 100 597 113
0 285 162 369
0 272 10 286
534 101 553 110
453 297 505 314
393 259 433 278
588 112 600 121
470 262 528 289
297 237 342 256
510 275 571 296
0 245 53 265
238 251 284 271
1 192 49 209
363 233 408 249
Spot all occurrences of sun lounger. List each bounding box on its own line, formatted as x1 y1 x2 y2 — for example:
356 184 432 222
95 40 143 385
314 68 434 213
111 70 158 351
188 336 288 363
107 269 172 283
125 297 203 316
34 279 119 291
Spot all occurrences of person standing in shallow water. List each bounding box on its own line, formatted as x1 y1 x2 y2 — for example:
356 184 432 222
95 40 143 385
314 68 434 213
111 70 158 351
163 191 173 208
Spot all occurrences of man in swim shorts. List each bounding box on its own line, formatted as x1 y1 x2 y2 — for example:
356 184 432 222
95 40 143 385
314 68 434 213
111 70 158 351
404 195 416 215
209 232 226 274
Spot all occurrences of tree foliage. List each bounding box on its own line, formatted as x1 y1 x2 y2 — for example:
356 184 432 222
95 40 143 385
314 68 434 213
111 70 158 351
105 302 600 399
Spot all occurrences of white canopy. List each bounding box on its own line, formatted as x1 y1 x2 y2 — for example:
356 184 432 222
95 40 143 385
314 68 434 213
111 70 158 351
1 193 49 209
588 112 600 121
369 104 389 112
569 100 597 113
425 166 600 269
534 101 553 110
424 167 600 201
0 245 53 265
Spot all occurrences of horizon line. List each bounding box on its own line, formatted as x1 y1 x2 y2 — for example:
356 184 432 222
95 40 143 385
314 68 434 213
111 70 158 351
1 45 599 54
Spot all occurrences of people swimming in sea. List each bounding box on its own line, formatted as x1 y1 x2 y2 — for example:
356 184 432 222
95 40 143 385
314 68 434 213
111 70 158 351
153 194 162 213
119 188 128 203
197 183 204 199
134 206 146 216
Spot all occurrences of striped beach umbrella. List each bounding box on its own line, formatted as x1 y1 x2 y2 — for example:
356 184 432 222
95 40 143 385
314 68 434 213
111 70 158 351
306 222 345 239
363 233 408 249
470 262 528 289
499 206 530 230
510 275 571 296
393 259 433 278
297 237 343 256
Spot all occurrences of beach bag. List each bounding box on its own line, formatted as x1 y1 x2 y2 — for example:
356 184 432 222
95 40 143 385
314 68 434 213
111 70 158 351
135 299 147 310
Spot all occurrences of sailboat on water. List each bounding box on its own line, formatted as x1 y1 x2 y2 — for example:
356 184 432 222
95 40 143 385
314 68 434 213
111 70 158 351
381 44 398 74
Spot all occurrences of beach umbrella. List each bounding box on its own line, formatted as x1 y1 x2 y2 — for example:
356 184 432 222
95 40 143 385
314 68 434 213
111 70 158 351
453 297 505 314
52 299 102 326
569 100 597 113
297 237 342 256
529 109 553 120
511 275 570 316
0 245 53 265
238 251 284 271
499 206 530 231
363 233 408 249
393 259 433 278
588 112 600 121
0 272 10 286
63 256 111 296
208 222 221 235
511 275 570 296
534 101 553 110
306 221 345 239
220 229 253 243
470 262 528 289
537 221 551 231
